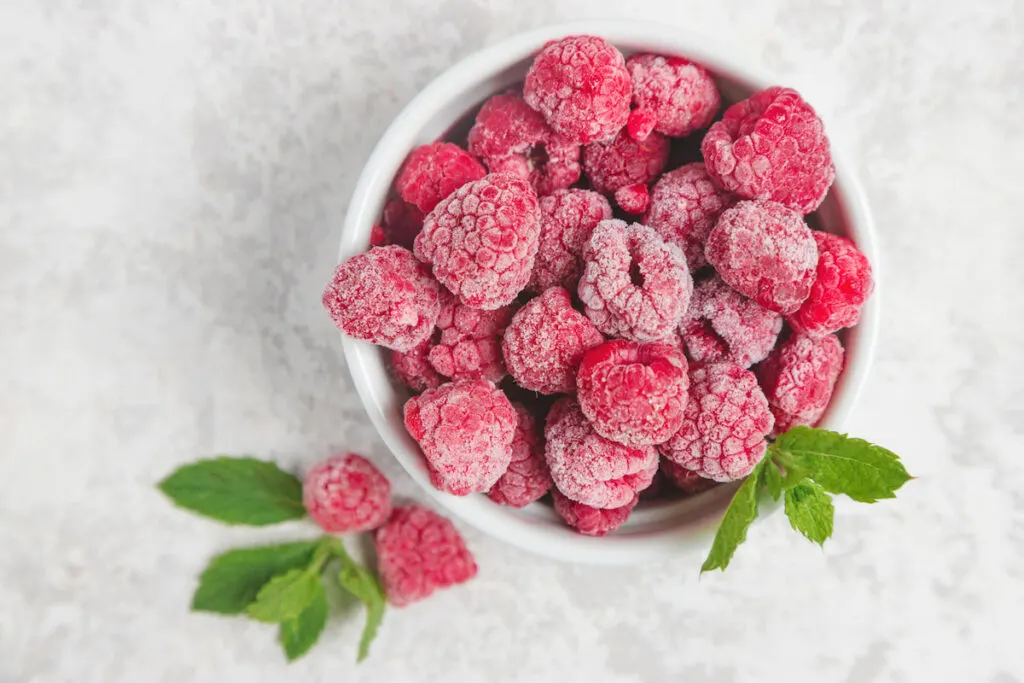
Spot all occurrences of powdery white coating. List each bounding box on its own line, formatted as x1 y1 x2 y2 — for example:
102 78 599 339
322 245 441 352
391 337 444 393
529 189 613 292
680 275 783 368
581 128 670 194
414 172 541 310
380 198 425 250
578 219 693 342
403 379 517 496
756 332 844 435
625 54 720 140
303 453 392 533
789 231 875 337
487 403 552 507
551 489 638 536
704 200 818 315
660 458 718 495
614 183 650 215
545 397 658 509
396 142 487 214
427 292 514 382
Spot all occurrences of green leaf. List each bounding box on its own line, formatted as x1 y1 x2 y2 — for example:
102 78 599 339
763 460 784 501
700 460 766 573
278 580 328 662
192 541 319 614
247 568 321 623
336 546 386 662
783 482 835 545
158 457 305 525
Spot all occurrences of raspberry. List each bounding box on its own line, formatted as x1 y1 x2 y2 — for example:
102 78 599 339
323 245 441 352
303 453 392 533
428 294 513 382
414 172 541 310
680 275 783 368
789 232 874 337
626 54 720 140
701 87 835 214
396 142 487 214
578 219 693 342
756 333 844 435
644 162 736 270
660 363 774 482
403 379 517 495
613 184 650 215
523 35 632 145
487 403 552 507
502 287 604 394
370 224 388 247
375 505 477 607
391 337 443 393
380 198 425 250
529 189 612 292
552 489 637 536
705 200 818 314
581 128 670 194
660 459 717 495
545 397 658 509
576 340 689 447
467 93 581 196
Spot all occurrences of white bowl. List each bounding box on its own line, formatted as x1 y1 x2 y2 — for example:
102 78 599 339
336 20 880 565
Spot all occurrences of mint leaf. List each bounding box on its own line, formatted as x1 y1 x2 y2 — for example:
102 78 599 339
278 580 328 661
247 568 321 623
192 541 319 614
783 482 834 545
336 546 386 662
158 457 305 525
763 460 784 501
701 460 766 573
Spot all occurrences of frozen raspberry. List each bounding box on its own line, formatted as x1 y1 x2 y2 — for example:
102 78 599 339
581 128 669 194
375 505 477 607
680 275 783 368
391 337 443 392
380 198 425 250
414 172 541 310
756 333 844 435
613 184 650 215
323 246 441 352
701 87 835 214
487 403 551 507
303 453 392 533
705 200 818 315
576 340 689 447
545 397 658 509
468 93 582 196
396 142 487 214
660 459 717 495
626 54 720 140
428 294 513 382
789 232 874 337
660 363 774 482
529 189 612 292
370 224 388 247
644 162 736 269
403 379 516 495
578 219 693 342
552 489 637 536
523 35 632 145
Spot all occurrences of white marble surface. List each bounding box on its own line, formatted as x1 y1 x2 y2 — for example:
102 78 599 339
2 1 1023 681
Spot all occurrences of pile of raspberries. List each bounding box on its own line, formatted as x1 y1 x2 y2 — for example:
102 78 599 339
324 35 874 538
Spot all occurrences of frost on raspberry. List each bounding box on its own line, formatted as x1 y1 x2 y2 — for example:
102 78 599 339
576 340 689 447
414 172 541 310
578 219 693 342
380 198 425 250
322 245 441 352
523 35 632 145
403 379 516 495
613 184 650 215
660 458 717 495
396 142 486 214
680 275 783 368
660 362 774 482
428 292 513 382
789 231 874 337
487 403 551 507
545 397 658 509
581 128 669 195
704 200 818 315
529 189 612 293
552 489 637 536
375 505 477 607
391 336 443 393
756 332 844 435
701 87 835 214
303 453 392 533
626 54 720 140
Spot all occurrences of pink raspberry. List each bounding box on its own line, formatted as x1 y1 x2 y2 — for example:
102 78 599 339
380 198 425 250
303 453 392 533
613 184 650 215
576 340 689 447
644 162 736 269
414 172 541 310
705 200 818 314
467 93 581 196
578 219 693 342
529 189 612 293
322 245 441 352
581 128 670 194
403 379 517 495
756 333 844 435
428 294 513 382
660 363 774 482
523 35 632 145
660 459 717 495
680 275 783 368
552 489 638 536
391 337 443 393
487 403 552 507
375 505 477 607
701 87 835 214
545 397 658 509
626 54 720 140
789 232 874 337
396 142 487 214
502 287 604 394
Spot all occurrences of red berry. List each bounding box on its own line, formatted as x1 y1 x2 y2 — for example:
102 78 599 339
552 489 637 536
756 333 844 435
660 459 717 495
380 198 425 250
303 453 392 533
530 189 612 293
626 54 719 140
396 142 486 214
680 275 783 368
789 232 874 337
582 128 669 194
428 293 513 382
487 403 551 507
613 183 650 215
391 337 444 393
370 224 388 247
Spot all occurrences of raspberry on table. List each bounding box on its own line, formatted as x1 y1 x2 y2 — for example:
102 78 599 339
660 362 774 482
582 128 670 195
626 54 720 140
428 293 514 382
414 172 541 310
660 458 717 495
578 219 693 342
701 87 835 214
380 198 426 250
613 183 650 215
704 200 818 315
487 403 552 507
552 489 638 536
756 332 844 435
303 453 392 533
529 189 613 293
375 505 477 607
396 142 487 214
523 35 632 144
403 379 517 495
576 340 689 447
789 231 874 337
502 287 604 394
391 336 444 393
323 245 442 352
680 275 783 368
